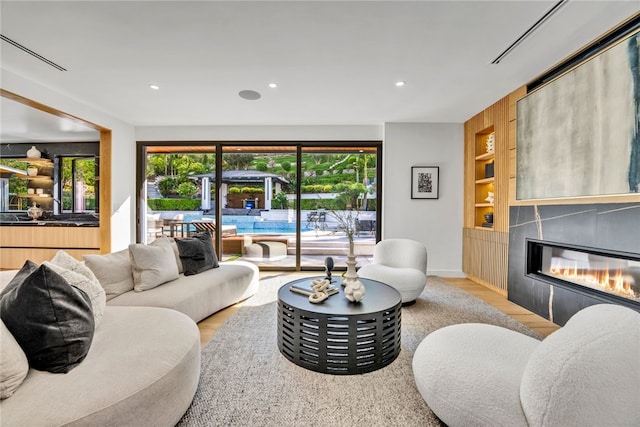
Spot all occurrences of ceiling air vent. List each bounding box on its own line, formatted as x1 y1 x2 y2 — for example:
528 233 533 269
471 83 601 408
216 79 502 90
0 34 67 71
491 0 569 64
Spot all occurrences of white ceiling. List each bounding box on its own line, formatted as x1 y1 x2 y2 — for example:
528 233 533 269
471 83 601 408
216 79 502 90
0 1 638 140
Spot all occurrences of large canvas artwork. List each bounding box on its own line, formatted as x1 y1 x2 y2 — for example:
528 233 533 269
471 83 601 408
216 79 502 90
517 31 640 199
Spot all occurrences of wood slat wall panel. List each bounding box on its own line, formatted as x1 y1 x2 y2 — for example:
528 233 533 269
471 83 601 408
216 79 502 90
0 248 101 270
508 86 526 125
462 227 509 294
493 96 509 232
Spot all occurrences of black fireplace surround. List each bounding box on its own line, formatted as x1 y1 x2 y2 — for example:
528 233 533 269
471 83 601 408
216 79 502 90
508 203 640 326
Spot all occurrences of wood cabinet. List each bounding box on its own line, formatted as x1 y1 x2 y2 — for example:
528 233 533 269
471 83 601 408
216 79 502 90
0 226 101 269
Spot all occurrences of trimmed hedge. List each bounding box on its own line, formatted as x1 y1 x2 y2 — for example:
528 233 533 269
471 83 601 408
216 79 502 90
147 198 201 211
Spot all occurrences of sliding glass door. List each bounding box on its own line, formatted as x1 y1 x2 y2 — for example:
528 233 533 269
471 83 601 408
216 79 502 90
299 146 378 269
138 142 380 271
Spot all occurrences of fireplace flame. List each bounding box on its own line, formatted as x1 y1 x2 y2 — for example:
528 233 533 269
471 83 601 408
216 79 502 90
549 259 636 299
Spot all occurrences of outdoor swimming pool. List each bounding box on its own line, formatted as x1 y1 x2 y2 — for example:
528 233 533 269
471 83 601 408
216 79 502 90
205 216 314 234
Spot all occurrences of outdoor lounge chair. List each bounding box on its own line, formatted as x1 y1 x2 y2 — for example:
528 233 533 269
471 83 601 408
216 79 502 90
191 220 237 237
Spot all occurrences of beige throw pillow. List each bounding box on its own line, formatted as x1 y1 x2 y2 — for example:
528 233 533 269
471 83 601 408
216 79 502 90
84 249 134 300
43 261 106 328
129 237 179 291
50 250 99 283
0 320 29 399
169 238 184 274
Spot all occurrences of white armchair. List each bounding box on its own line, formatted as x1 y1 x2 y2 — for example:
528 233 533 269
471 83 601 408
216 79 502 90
358 239 427 304
412 304 640 426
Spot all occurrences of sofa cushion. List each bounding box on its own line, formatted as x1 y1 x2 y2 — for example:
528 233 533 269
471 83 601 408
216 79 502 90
0 320 28 399
43 260 106 328
175 231 219 276
108 261 259 323
129 237 180 291
84 249 134 300
0 261 95 373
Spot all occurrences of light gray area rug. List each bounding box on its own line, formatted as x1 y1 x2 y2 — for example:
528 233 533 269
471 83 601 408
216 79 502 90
178 276 542 427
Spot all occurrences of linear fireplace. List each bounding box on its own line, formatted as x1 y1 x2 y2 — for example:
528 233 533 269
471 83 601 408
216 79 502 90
526 239 640 309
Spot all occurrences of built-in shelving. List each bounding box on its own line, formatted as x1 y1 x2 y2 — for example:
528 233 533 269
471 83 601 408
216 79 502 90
12 158 54 210
474 129 495 230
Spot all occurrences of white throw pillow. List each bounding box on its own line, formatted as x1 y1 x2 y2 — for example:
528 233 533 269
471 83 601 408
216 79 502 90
84 249 134 300
50 250 99 283
43 261 106 328
129 237 179 291
0 320 29 399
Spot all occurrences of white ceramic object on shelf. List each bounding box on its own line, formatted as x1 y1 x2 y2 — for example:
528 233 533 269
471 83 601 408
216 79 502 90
27 202 43 220
485 192 494 204
27 188 35 195
485 133 495 153
36 188 44 195
27 166 38 176
26 146 41 158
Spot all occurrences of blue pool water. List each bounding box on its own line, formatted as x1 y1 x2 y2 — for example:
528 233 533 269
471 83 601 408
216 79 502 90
201 216 313 234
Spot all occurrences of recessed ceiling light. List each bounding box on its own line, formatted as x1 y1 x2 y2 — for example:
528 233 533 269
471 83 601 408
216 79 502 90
395 81 406 87
268 83 278 89
149 84 160 90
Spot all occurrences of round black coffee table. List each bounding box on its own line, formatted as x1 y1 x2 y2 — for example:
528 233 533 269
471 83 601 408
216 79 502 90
277 276 402 375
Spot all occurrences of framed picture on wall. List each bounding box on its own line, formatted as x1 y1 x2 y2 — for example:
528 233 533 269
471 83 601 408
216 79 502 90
411 166 439 199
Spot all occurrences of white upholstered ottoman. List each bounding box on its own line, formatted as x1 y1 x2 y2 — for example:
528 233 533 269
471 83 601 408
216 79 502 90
244 241 287 261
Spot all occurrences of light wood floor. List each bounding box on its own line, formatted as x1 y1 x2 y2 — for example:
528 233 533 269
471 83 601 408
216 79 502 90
197 274 559 347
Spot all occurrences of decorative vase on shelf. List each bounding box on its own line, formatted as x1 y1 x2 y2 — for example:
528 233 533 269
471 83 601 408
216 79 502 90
342 239 359 285
26 146 41 159
484 212 494 224
27 165 38 176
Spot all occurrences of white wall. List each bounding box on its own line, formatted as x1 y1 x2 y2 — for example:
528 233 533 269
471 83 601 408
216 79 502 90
1 70 137 251
383 123 464 277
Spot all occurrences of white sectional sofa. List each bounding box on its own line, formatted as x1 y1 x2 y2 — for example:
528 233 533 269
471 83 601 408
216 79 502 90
0 241 259 426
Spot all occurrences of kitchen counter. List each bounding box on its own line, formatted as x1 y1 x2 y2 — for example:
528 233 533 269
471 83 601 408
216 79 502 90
0 220 99 227
0 213 99 227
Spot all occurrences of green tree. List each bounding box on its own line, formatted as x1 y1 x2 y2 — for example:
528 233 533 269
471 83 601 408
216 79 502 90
336 182 366 210
224 153 255 170
256 161 268 172
173 155 205 178
280 161 292 173
272 191 289 209
147 155 166 177
177 181 197 198
158 176 178 195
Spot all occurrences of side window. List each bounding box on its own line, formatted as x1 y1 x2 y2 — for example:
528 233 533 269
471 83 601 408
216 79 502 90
59 156 97 212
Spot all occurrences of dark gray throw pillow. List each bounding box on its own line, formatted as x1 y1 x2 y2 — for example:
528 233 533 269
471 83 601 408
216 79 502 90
0 261 95 373
175 231 219 276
